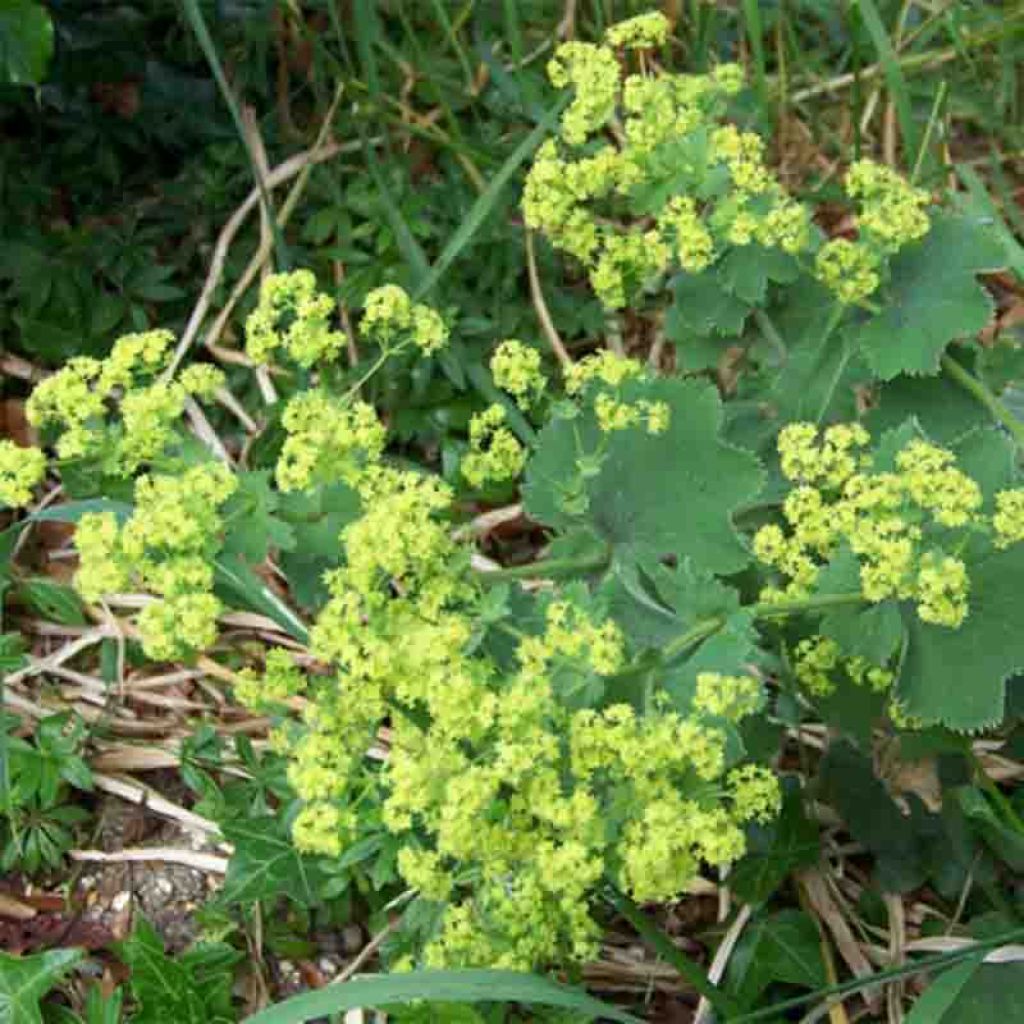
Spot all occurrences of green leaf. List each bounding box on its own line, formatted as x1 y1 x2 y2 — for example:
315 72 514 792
414 102 564 301
898 544 1024 731
524 378 763 576
768 278 862 426
665 271 748 370
242 969 644 1024
904 956 984 1024
214 556 309 644
955 788 1024 872
220 472 296 564
730 783 820 904
116 919 237 1024
852 215 1005 380
0 948 83 1024
819 741 928 891
0 0 53 85
220 817 329 908
15 579 88 626
819 599 904 666
719 245 800 306
868 373 989 445
725 909 826 1009
941 961 1024 1020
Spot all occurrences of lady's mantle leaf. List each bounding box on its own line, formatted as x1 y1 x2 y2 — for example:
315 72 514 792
524 378 763 575
898 544 1024 731
852 215 1005 381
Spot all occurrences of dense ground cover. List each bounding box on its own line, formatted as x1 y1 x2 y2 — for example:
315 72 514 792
1 2 1023 1021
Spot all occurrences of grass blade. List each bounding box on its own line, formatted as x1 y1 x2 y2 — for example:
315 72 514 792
414 99 565 301
741 0 770 125
855 0 920 167
179 0 288 268
242 968 644 1024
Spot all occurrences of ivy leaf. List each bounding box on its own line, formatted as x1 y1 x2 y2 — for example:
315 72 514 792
524 378 764 576
725 909 826 1009
730 783 820 903
898 544 1024 731
852 215 1005 380
0 947 83 1024
116 918 239 1024
220 817 329 907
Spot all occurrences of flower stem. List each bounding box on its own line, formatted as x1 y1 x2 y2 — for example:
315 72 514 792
474 548 611 583
941 352 1024 451
607 889 741 1019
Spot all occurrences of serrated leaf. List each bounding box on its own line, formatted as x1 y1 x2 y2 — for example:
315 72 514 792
0 947 83 1024
665 269 749 349
868 373 989 444
220 472 296 564
820 600 904 666
898 544 1024 730
767 277 864 425
220 817 329 907
524 378 763 576
719 245 800 305
852 216 1005 380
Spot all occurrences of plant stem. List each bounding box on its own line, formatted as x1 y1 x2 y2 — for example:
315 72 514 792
474 549 611 583
970 750 1024 836
607 889 742 1020
941 352 1024 451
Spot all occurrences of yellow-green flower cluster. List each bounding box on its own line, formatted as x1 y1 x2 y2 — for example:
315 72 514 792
753 423 1023 630
74 462 236 659
564 351 669 436
814 238 881 305
524 15 811 309
269 397 779 968
547 42 621 145
235 648 307 709
245 270 344 368
491 339 546 409
694 672 763 721
25 331 223 470
793 635 893 697
275 390 386 492
815 160 930 304
461 405 526 488
846 160 930 253
0 441 46 508
361 284 448 354
604 11 670 49
994 489 1024 548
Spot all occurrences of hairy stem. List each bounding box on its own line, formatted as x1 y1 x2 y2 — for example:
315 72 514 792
475 548 611 583
607 889 741 1019
941 352 1024 451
